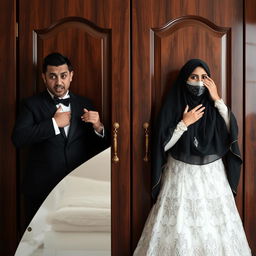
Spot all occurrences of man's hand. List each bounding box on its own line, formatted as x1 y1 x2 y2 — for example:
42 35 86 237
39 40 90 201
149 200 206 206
53 106 71 127
182 104 205 127
81 108 103 133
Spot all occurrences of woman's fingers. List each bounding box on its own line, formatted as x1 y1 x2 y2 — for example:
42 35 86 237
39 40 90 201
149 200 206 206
183 104 205 126
203 81 209 88
194 109 204 118
191 104 205 112
197 112 204 119
206 76 214 82
203 77 221 101
183 105 189 113
191 105 205 121
204 77 217 89
196 106 205 113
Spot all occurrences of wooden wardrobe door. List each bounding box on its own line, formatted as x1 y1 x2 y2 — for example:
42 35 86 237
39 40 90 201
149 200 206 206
245 0 256 253
132 0 244 252
18 1 130 255
0 0 17 255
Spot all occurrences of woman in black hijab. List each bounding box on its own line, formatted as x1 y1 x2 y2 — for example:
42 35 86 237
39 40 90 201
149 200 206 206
133 59 251 256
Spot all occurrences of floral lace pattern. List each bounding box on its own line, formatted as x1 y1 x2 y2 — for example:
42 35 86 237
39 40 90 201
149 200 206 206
133 156 251 256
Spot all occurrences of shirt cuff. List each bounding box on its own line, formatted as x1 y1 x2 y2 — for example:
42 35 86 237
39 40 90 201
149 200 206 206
94 127 105 138
214 98 225 108
177 120 188 132
164 121 187 152
52 118 60 135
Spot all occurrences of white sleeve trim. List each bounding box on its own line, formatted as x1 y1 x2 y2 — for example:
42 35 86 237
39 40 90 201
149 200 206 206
164 121 187 152
94 127 105 138
52 118 61 135
214 98 230 131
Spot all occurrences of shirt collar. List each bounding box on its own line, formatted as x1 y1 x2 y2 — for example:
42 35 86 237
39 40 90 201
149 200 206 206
47 89 70 99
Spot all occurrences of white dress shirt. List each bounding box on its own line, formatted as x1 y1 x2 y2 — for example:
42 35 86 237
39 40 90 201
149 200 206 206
47 90 104 137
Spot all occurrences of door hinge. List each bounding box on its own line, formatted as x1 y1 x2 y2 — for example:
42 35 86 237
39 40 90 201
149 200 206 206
16 22 18 38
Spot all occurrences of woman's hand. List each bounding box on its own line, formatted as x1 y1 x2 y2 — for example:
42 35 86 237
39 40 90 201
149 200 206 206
203 76 221 101
182 104 205 127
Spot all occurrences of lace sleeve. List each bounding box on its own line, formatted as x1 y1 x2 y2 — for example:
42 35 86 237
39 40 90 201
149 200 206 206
214 98 230 131
164 121 187 152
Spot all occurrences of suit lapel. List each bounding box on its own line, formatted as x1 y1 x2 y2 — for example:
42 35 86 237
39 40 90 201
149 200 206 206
67 93 79 142
59 128 67 140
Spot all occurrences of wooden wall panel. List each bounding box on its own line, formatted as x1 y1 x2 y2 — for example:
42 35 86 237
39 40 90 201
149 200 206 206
0 0 17 255
245 0 256 254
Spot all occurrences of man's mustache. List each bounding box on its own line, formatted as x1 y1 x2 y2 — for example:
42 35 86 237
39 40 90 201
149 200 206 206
54 84 64 89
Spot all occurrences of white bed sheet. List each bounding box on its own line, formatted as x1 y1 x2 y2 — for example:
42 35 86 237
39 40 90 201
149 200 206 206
56 175 110 209
43 230 111 256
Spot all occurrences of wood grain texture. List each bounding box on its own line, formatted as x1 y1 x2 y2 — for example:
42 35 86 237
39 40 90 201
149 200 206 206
132 0 244 252
18 1 130 255
245 0 256 253
3 1 256 255
109 1 131 255
151 16 231 116
0 0 17 255
33 17 111 129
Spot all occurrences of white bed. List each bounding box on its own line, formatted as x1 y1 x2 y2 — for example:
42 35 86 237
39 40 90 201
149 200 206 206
15 147 111 256
43 231 110 256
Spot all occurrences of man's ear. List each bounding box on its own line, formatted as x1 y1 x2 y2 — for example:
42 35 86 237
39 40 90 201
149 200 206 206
42 73 46 83
70 71 74 82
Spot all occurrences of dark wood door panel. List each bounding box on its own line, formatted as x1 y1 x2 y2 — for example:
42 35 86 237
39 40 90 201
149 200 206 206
245 0 256 253
33 17 111 128
132 0 244 251
0 1 17 255
18 1 130 255
151 16 231 116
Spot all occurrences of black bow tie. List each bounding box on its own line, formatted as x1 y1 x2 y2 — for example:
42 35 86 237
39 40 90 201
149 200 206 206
53 97 71 106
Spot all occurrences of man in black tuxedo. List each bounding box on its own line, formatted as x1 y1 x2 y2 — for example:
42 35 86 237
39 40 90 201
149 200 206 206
12 52 109 222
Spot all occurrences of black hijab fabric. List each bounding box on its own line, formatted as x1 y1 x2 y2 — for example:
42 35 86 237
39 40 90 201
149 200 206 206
152 59 242 200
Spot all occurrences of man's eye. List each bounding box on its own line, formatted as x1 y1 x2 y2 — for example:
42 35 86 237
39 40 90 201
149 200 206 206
49 75 56 79
61 74 67 79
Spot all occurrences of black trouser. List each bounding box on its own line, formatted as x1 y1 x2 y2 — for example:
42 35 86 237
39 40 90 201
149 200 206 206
24 194 46 226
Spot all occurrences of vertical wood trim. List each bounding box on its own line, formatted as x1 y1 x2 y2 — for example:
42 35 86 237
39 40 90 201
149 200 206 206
244 0 256 254
111 1 131 255
0 0 17 254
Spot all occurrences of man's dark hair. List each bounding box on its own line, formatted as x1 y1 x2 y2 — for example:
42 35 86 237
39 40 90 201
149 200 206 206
42 52 73 73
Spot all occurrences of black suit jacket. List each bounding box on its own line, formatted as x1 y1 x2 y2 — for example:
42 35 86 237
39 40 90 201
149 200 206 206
12 91 109 199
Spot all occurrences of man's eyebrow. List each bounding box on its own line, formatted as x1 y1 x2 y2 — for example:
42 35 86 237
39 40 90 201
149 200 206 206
48 71 68 75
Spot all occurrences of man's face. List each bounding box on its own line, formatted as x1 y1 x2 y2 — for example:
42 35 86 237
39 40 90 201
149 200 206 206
42 64 73 98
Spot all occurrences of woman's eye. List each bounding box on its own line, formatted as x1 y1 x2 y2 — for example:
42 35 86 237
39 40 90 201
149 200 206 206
190 75 197 80
202 75 208 79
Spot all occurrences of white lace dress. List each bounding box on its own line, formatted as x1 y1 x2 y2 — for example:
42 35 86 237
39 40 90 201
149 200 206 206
133 99 251 256
133 156 251 256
